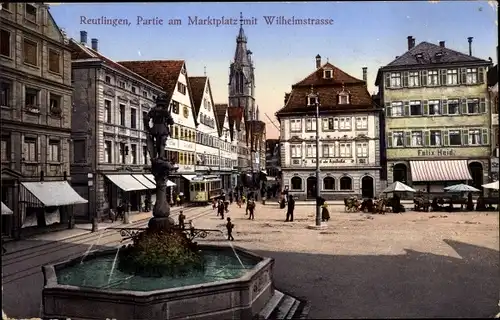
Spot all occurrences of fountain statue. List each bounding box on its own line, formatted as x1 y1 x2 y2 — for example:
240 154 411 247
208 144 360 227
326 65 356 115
143 93 176 230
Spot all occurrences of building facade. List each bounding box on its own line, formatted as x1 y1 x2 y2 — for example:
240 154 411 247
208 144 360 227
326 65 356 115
1 3 84 238
265 138 281 179
277 55 383 200
189 76 234 190
376 36 492 193
487 48 498 181
70 32 164 221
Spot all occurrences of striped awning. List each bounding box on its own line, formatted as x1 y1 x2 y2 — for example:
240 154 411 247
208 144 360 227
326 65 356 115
410 160 472 182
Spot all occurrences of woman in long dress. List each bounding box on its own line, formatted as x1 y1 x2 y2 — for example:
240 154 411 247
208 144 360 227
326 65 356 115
321 202 330 222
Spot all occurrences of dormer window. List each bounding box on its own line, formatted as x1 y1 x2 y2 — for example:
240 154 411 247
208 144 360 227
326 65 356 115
338 93 349 104
435 52 443 57
308 96 318 106
324 69 333 79
416 53 423 59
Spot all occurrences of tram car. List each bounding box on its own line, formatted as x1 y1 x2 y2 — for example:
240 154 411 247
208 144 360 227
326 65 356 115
189 176 223 204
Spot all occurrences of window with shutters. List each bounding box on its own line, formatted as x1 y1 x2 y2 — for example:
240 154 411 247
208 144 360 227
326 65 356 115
411 131 423 146
390 73 401 88
323 177 335 190
466 68 478 84
290 119 302 132
448 99 460 115
409 71 419 87
104 141 112 163
48 49 61 74
468 129 481 145
447 69 458 85
355 117 368 130
1 135 10 162
427 70 439 86
23 38 38 66
119 143 126 164
171 100 179 114
23 137 37 161
0 82 11 107
429 100 441 115
430 130 441 146
119 104 126 126
305 118 316 131
339 117 351 130
391 102 403 117
130 108 137 129
340 143 351 157
290 144 302 158
449 130 461 146
322 144 335 157
306 144 316 157
356 142 368 157
48 140 60 162
467 98 479 114
104 100 112 123
393 131 404 147
0 29 11 58
410 101 422 116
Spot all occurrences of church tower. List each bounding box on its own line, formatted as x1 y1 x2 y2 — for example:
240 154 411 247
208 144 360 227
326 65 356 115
228 13 256 123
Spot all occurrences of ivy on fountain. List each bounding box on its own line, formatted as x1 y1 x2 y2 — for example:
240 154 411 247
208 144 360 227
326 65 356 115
118 229 205 277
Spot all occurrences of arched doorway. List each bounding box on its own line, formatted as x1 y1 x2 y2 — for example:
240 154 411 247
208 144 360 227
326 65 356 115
361 176 374 198
393 163 408 184
468 162 483 189
306 177 317 199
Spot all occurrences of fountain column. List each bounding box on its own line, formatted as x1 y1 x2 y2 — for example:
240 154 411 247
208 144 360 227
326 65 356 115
148 158 175 230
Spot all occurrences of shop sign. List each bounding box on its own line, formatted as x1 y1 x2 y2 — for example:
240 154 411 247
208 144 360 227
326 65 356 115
310 158 354 164
417 149 456 157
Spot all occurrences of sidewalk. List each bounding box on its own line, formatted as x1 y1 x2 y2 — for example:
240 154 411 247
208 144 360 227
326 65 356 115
4 207 187 254
265 200 416 206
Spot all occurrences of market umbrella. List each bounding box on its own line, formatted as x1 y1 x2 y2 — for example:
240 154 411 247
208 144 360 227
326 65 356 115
482 181 499 190
382 181 416 193
444 183 480 192
1 202 13 215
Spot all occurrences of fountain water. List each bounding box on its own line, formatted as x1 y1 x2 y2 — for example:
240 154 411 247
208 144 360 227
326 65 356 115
80 232 103 264
107 246 120 285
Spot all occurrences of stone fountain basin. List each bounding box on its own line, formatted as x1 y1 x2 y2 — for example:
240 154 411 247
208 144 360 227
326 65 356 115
42 244 274 320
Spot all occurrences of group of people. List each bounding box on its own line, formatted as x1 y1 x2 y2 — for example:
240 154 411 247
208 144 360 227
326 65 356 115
279 187 330 222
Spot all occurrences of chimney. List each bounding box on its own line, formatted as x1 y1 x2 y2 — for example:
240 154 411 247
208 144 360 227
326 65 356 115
407 36 414 50
80 31 87 45
468 37 473 56
91 38 98 51
315 54 321 69
284 93 290 105
439 41 445 48
362 67 367 82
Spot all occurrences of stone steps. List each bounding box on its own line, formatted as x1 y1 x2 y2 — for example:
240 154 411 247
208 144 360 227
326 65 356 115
257 289 310 319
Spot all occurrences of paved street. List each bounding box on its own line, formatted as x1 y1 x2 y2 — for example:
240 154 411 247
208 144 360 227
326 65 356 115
2 203 498 319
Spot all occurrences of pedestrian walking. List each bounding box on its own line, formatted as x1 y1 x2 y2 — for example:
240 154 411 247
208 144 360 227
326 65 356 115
218 200 225 219
286 195 295 222
226 217 235 241
321 202 330 222
248 198 256 220
178 210 186 229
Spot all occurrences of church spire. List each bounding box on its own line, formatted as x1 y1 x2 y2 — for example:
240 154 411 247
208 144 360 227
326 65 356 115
233 12 250 65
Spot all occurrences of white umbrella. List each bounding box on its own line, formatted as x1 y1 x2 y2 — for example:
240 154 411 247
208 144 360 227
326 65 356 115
1 202 13 215
382 181 416 193
482 181 499 190
444 184 480 192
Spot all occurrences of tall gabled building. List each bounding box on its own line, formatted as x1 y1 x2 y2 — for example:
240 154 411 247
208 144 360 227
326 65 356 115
375 36 492 192
276 55 382 200
487 47 498 181
227 17 265 185
118 59 198 196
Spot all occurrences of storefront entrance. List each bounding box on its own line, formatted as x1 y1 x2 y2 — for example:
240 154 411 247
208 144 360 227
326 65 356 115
306 177 317 199
361 176 374 198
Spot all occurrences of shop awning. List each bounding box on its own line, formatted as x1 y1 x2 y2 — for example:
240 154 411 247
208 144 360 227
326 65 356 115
2 202 13 215
105 174 149 192
21 181 88 206
132 174 155 189
410 160 472 182
182 175 197 181
144 174 176 187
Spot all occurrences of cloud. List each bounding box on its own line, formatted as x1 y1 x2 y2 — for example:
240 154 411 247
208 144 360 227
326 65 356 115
428 0 440 3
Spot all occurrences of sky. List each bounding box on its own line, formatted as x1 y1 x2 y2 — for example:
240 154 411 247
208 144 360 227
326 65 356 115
48 1 498 139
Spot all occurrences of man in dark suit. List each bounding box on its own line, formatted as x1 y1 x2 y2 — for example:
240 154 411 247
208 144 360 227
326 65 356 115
286 195 295 222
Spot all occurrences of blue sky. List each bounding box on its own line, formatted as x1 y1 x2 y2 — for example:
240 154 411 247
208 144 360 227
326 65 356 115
49 1 498 138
